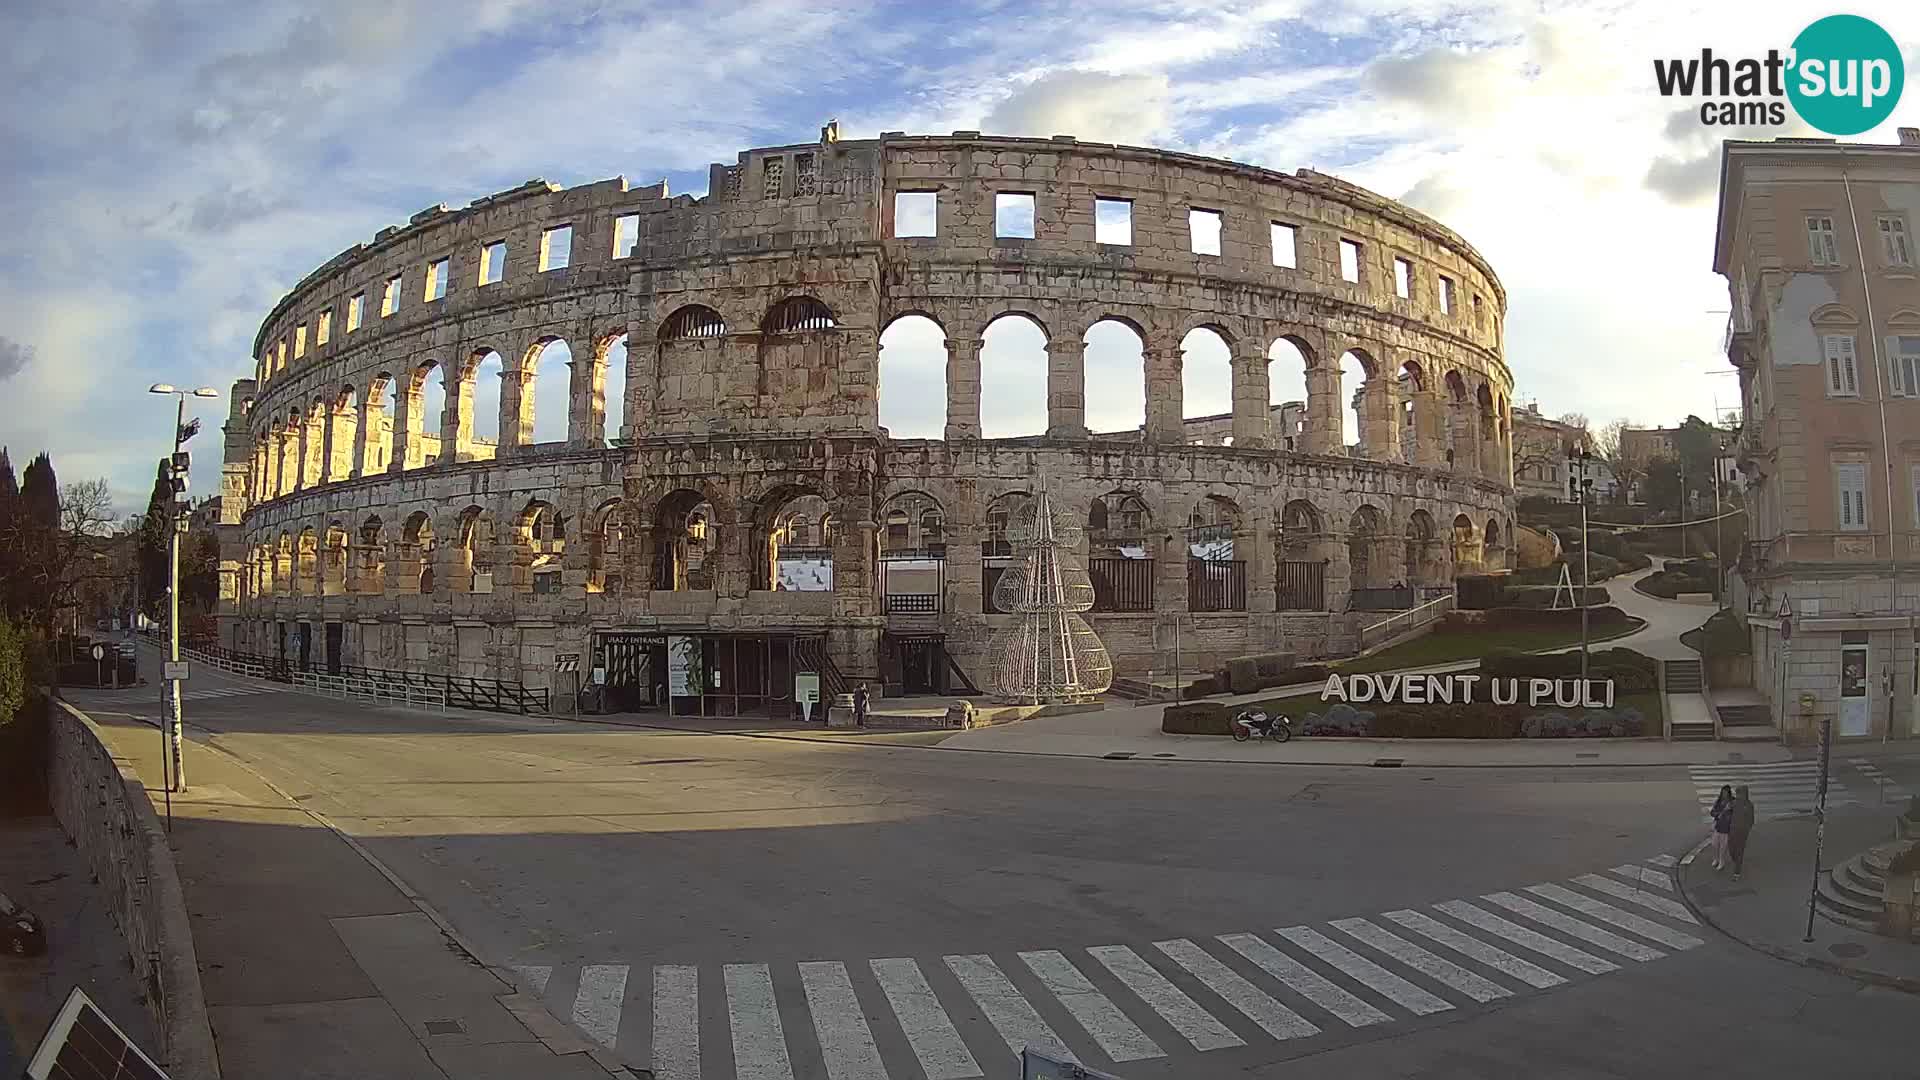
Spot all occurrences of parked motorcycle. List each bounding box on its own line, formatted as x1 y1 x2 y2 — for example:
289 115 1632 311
1230 708 1293 743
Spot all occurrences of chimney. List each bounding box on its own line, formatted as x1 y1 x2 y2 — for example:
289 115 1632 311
1901 127 1920 146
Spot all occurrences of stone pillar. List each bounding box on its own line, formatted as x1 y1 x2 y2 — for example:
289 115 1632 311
945 336 981 440
327 405 356 482
445 369 476 462
304 411 326 487
1143 346 1184 444
623 334 653 441
393 386 423 473
1449 399 1479 476
1323 534 1353 613
1360 377 1401 461
278 428 300 492
568 348 599 445
501 366 534 452
1412 389 1448 468
1046 338 1087 438
1230 344 1271 448
1302 366 1343 455
1154 531 1190 611
833 513 878 616
1247 517 1276 612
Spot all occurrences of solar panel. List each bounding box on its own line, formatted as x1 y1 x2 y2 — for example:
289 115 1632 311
24 988 169 1080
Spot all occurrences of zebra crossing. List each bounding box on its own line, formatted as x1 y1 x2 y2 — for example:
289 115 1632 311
1687 760 1863 822
177 685 285 703
506 856 1702 1079
1848 757 1914 806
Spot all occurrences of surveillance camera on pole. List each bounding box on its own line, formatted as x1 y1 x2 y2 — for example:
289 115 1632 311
148 383 216 793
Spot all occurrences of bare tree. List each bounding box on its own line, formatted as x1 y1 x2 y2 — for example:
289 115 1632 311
1596 419 1651 502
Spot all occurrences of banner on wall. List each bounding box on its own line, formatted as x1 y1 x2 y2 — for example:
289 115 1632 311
667 635 702 697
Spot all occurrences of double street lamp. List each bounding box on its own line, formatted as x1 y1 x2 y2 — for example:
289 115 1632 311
1567 445 1595 681
149 383 220 793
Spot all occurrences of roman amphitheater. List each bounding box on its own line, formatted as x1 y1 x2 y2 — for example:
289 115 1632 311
215 129 1517 715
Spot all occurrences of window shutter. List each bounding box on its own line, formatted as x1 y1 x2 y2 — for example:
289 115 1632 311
1837 463 1867 529
1841 337 1858 394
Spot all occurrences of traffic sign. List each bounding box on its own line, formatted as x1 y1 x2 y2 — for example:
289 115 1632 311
163 661 189 681
556 653 581 673
90 643 106 661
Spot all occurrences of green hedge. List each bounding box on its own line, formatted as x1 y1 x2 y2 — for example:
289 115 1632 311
1162 702 1233 735
1687 609 1751 657
1439 605 1634 633
1480 647 1660 692
0 617 24 727
1641 569 1719 599
1298 700 1649 739
1503 585 1611 609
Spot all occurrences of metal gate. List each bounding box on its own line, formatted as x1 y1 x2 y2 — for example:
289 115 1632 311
597 632 659 713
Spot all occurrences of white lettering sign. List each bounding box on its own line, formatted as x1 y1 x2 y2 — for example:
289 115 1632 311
1323 674 1616 707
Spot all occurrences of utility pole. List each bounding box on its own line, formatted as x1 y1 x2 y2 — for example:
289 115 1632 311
168 393 188 792
1569 446 1593 681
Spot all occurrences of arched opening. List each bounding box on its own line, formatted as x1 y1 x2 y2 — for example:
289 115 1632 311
763 491 833 592
1187 495 1245 611
356 517 386 594
652 489 717 591
1348 505 1385 591
1267 336 1312 452
1087 491 1153 612
587 499 624 594
1477 383 1497 477
296 528 319 596
1398 361 1425 464
1084 319 1145 436
598 334 628 443
878 490 946 628
980 313 1047 438
518 500 565 594
1484 516 1504 568
364 374 397 474
274 533 293 596
1275 499 1326 609
402 512 435 594
661 304 726 340
980 491 1033 613
405 362 446 469
526 338 572 445
1405 509 1438 586
762 296 837 334
878 314 946 439
1180 327 1233 438
1451 512 1477 572
329 387 359 481
1336 350 1372 455
465 350 504 459
455 507 495 593
1444 370 1470 471
322 522 348 596
304 399 328 487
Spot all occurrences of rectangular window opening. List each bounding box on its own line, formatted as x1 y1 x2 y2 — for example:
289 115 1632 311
1881 216 1914 267
1894 336 1920 397
1807 216 1840 267
1189 208 1222 256
1270 222 1296 268
347 293 364 332
479 242 506 286
540 225 572 271
613 214 640 259
426 257 449 301
1836 462 1868 531
1338 239 1361 283
1393 256 1413 299
894 191 936 237
1095 198 1132 245
997 192 1037 239
294 323 307 358
382 274 402 316
316 310 331 346
1439 275 1455 314
1473 294 1486 329
1823 334 1859 396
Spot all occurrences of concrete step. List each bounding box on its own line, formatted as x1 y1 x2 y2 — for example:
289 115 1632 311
1671 722 1718 742
1721 724 1779 743
1717 703 1772 727
1833 859 1884 906
1815 871 1882 922
1664 658 1705 694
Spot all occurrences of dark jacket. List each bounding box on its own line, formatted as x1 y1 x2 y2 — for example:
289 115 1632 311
1712 803 1733 834
1730 797 1756 837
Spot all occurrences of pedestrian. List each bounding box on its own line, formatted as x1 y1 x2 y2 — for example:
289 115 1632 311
852 683 869 727
1728 785 1756 880
1709 784 1734 870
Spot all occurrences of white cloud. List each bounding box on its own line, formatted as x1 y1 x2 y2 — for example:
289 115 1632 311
985 70 1173 144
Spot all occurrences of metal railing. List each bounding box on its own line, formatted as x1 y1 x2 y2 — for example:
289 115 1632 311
1357 593 1456 652
1276 560 1326 611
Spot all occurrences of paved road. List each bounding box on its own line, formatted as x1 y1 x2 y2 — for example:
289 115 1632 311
68 652 1920 1078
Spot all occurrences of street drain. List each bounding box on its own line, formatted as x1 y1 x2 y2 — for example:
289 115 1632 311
1576 752 1600 759
1103 752 1136 760
424 1019 465 1036
1371 758 1404 768
1828 942 1868 959
1152 752 1176 758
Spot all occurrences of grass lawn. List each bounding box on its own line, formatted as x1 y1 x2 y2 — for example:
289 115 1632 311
1335 617 1648 675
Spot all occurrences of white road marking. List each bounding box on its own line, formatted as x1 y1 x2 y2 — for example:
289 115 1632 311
1019 950 1164 1062
1152 938 1319 1041
1381 909 1566 989
652 965 700 1080
1433 900 1619 975
1217 932 1392 1028
571 964 628 1050
724 963 795 1080
1328 918 1511 1003
799 961 888 1080
1573 874 1697 923
1273 925 1453 1016
869 958 981 1080
946 954 1073 1062
1608 864 1675 891
1529 883 1705 948
511 964 552 996
1482 892 1665 962
1646 853 1678 868
1086 945 1243 1052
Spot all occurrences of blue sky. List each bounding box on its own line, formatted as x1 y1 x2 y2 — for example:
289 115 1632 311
2 0 1917 512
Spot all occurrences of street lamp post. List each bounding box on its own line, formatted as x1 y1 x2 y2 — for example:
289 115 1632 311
1569 446 1594 681
149 383 220 793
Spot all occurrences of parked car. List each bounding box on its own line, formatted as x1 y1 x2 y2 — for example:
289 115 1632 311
1 890 46 956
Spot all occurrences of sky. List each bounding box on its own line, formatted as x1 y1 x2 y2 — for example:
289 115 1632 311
3 0 1918 514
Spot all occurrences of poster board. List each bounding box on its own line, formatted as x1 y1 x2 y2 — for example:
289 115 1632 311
667 635 702 697
795 672 821 723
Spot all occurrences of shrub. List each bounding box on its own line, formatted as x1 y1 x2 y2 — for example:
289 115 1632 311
1213 660 1330 696
1161 702 1232 735
0 618 23 726
1691 609 1751 657
1442 606 1634 633
1503 585 1610 609
1479 646 1659 691
1290 701 1646 739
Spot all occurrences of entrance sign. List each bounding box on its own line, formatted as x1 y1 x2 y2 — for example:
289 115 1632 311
163 660 190 681
667 635 701 697
795 672 821 723
1322 673 1615 709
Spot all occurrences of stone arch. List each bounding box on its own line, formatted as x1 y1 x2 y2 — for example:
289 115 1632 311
327 386 359 481
1084 318 1146 436
1483 515 1505 567
650 488 718 591
757 486 833 592
762 295 837 334
363 372 397 475
660 304 727 340
455 506 496 593
1179 326 1233 430
515 499 565 594
980 312 1049 438
322 521 349 596
518 336 572 446
1267 335 1314 452
1405 508 1441 585
456 347 505 458
586 498 624 594
401 360 446 470
878 314 946 439
592 332 628 444
355 515 387 594
401 511 435 594
296 527 319 596
1348 504 1387 588
274 531 293 596
302 398 328 487
879 490 945 553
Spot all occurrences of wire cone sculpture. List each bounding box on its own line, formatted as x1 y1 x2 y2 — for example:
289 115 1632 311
987 489 1114 703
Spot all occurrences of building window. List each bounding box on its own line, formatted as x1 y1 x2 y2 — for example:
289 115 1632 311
894 191 936 237
1189 208 1222 256
382 274 402 316
426 257 449 301
347 293 364 332
1912 464 1920 528
762 157 784 199
1473 294 1485 329
479 242 506 286
1270 222 1296 268
1393 257 1413 299
613 214 640 258
1095 198 1132 245
1807 216 1840 267
1823 334 1860 396
1439 275 1455 314
316 310 331 345
1836 462 1868 531
276 340 287 371
1338 239 1361 282
294 323 307 358
997 193 1037 239
1894 336 1920 397
540 225 572 271
1879 216 1913 266
794 152 816 196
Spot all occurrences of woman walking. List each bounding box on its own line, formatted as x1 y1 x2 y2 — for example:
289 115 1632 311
1710 784 1734 870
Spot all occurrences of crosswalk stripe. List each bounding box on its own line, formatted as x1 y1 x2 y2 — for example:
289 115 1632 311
725 963 795 1080
1086 945 1243 1052
799 961 888 1080
511 964 552 996
1273 926 1452 1016
1528 884 1705 949
1608 865 1674 891
1019 950 1164 1062
1482 892 1665 961
1646 853 1678 868
1433 900 1619 975
1327 918 1511 1003
1380 910 1566 989
946 954 1073 1062
653 965 700 1080
869 959 981 1080
1573 874 1697 923
572 964 628 1050
1217 932 1392 1028
1152 938 1319 1041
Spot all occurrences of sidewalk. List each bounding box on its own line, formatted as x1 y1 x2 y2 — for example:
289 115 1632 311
72 705 632 1080
1677 808 1920 992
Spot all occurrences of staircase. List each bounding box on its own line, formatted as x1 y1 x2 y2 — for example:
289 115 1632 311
1663 658 1704 693
1716 703 1778 743
1815 842 1904 933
